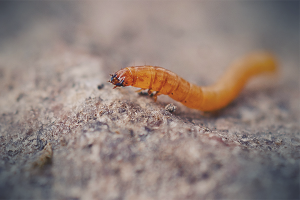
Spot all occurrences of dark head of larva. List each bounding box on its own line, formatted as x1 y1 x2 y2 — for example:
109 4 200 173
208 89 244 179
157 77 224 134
109 68 134 89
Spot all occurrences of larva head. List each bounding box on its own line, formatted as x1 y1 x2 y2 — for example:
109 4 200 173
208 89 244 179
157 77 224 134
109 68 134 89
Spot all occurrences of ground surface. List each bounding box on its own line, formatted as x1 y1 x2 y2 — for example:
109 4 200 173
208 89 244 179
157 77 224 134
0 2 299 200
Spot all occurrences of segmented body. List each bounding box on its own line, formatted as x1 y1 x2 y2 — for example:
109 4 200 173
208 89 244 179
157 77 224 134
109 51 277 111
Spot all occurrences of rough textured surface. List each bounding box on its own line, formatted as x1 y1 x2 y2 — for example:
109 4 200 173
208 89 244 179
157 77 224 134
0 2 299 200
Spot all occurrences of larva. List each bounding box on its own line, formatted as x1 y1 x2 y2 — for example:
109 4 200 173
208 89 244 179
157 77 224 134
109 51 277 111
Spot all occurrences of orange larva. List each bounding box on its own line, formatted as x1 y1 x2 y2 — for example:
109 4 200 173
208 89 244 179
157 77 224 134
109 51 277 111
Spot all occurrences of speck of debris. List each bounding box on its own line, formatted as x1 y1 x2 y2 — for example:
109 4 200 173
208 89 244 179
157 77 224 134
16 93 25 102
97 84 104 90
165 103 177 113
60 137 67 146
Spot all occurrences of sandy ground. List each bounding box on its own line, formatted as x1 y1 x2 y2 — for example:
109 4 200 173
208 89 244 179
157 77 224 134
0 2 299 199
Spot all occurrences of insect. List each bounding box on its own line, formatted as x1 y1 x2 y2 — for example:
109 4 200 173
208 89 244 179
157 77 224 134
109 51 277 111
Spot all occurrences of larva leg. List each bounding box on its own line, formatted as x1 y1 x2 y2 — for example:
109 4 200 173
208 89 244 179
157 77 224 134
152 91 161 102
148 89 159 101
135 88 145 93
148 89 155 95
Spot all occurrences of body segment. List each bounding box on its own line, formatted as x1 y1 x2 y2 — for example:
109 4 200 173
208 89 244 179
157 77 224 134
109 51 277 111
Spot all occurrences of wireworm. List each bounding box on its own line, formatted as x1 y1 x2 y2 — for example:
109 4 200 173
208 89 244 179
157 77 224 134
109 51 277 111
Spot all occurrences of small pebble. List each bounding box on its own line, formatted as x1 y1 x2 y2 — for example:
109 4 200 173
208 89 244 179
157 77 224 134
165 103 177 113
97 84 104 90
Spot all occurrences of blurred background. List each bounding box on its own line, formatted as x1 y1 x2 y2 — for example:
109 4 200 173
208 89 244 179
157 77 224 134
0 1 298 84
